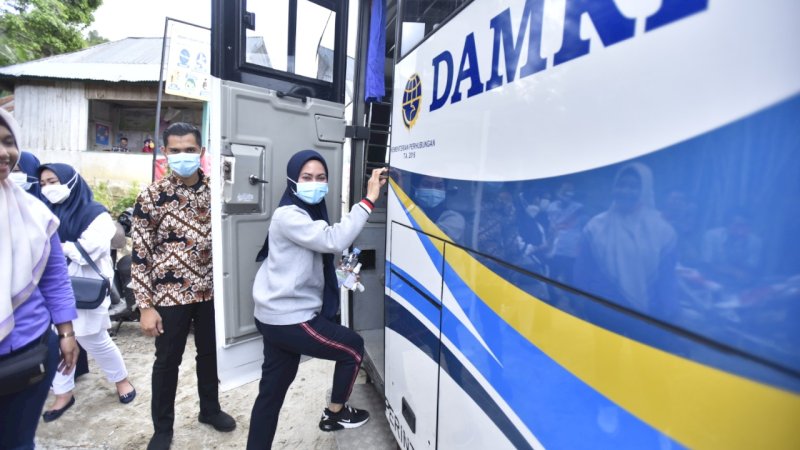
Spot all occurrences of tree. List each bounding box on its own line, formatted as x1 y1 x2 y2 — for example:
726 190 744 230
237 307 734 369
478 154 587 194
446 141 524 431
86 29 108 46
0 0 104 67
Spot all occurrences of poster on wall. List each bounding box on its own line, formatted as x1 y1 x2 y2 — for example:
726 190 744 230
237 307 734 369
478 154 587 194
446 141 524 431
164 22 211 101
95 122 110 147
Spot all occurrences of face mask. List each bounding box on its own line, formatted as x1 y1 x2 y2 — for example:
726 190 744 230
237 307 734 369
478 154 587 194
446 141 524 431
415 188 446 208
167 153 201 178
293 180 328 204
525 204 540 219
9 172 31 190
42 184 71 204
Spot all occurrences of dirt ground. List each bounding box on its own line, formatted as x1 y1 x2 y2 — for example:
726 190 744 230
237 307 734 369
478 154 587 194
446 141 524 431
35 321 342 449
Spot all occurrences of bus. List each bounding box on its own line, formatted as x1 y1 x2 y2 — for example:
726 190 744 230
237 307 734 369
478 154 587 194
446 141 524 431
208 0 800 448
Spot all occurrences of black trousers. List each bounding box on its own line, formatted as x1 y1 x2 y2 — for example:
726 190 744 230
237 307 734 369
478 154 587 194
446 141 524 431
151 301 220 435
246 315 364 449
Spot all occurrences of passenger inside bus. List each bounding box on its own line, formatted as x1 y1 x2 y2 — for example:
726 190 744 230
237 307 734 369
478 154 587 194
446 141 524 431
546 182 585 285
412 174 465 241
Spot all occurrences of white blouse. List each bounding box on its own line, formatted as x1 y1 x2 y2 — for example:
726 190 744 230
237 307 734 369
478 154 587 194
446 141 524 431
61 212 116 336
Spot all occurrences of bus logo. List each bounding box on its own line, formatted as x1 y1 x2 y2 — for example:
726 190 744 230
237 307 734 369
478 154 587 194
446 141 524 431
402 73 422 129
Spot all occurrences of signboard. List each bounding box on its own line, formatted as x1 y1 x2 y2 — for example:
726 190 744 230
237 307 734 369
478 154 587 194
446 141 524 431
164 23 211 101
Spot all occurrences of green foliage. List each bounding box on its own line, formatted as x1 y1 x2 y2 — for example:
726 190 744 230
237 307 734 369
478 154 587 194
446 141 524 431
85 29 108 46
92 180 139 219
0 0 105 67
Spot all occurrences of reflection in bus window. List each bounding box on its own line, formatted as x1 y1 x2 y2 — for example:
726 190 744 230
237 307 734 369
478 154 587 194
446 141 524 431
245 0 337 80
574 163 679 319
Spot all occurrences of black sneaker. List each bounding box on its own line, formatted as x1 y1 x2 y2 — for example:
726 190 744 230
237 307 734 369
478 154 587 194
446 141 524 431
319 404 370 431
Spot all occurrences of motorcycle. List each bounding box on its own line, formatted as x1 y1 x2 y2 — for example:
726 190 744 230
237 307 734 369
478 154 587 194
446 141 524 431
108 208 138 335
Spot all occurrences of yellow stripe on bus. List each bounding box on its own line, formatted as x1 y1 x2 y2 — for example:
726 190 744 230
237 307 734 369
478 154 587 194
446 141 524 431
391 179 800 449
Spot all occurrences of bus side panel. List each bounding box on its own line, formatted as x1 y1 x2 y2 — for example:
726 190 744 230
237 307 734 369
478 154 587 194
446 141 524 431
385 222 445 449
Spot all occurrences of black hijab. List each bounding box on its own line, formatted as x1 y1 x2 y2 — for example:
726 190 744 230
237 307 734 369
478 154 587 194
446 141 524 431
38 163 107 242
17 152 42 199
256 149 339 320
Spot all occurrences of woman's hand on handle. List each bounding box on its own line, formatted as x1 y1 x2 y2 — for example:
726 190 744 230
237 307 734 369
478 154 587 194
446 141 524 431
366 168 388 203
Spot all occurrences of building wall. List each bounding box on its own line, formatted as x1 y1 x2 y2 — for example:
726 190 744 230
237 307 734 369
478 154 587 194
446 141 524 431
35 149 154 187
15 80 89 152
13 80 201 186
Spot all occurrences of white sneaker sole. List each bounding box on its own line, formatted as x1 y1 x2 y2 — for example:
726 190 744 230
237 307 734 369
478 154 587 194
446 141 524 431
338 416 369 429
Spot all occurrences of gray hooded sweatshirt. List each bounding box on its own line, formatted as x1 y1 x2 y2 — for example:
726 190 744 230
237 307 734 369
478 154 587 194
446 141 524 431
252 201 373 325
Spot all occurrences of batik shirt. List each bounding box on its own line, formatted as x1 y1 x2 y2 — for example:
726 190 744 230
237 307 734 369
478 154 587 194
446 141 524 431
131 172 213 308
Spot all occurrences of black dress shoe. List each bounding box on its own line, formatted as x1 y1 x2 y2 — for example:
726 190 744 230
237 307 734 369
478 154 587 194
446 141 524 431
146 431 173 450
198 410 236 432
42 396 75 422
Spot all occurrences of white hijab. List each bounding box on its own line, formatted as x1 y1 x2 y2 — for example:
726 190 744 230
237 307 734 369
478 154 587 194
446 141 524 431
0 109 59 342
584 162 676 311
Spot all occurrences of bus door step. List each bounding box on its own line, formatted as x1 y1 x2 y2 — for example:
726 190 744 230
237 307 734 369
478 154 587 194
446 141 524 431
333 383 395 450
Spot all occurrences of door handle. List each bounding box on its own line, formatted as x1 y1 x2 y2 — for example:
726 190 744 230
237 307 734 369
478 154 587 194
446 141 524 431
249 175 269 185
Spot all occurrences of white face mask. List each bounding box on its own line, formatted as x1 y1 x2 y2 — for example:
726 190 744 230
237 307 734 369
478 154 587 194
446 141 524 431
9 172 31 190
41 184 71 204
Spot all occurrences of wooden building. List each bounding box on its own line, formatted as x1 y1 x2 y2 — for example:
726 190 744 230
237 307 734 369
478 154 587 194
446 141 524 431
0 38 204 185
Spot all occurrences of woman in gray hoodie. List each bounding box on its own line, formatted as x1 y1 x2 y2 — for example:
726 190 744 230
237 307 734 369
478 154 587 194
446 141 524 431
247 150 387 449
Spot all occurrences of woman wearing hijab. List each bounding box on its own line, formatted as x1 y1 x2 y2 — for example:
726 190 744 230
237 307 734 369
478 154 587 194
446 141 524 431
0 109 79 448
9 151 42 197
37 163 135 421
247 150 387 449
574 162 678 317
11 152 92 378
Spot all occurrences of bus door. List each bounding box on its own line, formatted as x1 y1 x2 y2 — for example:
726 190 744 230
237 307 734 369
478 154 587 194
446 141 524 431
346 0 398 401
386 223 444 450
209 0 351 389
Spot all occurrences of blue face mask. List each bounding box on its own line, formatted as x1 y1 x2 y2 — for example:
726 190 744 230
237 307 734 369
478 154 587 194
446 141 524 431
293 180 328 204
167 153 201 178
415 188 446 208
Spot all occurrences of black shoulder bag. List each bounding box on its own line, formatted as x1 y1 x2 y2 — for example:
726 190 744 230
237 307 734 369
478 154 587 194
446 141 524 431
0 331 50 396
70 241 110 310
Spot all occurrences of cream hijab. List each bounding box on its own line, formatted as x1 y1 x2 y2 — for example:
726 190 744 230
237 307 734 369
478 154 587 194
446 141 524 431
0 109 59 342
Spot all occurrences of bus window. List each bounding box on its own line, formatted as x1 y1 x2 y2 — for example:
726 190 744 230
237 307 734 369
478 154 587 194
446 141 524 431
245 0 337 81
400 0 472 56
213 0 348 103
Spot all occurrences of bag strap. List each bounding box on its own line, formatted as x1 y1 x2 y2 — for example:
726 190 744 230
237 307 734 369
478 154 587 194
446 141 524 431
74 241 108 282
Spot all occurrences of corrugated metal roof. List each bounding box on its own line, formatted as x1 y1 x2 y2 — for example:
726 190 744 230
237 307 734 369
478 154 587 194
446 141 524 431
0 38 164 82
0 37 273 84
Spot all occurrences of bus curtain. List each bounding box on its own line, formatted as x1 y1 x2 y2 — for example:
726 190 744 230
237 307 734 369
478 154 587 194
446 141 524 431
365 0 386 102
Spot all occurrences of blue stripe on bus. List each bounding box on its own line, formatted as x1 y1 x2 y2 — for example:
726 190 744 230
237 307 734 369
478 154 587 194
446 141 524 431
385 295 534 450
473 252 800 394
391 215 685 448
440 263 685 449
388 262 442 328
386 293 440 363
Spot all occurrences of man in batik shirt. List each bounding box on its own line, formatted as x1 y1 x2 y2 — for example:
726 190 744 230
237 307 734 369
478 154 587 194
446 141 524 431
132 123 235 450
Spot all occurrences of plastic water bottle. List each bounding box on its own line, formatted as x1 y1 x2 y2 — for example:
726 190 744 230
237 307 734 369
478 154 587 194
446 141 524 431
336 248 362 289
344 248 361 272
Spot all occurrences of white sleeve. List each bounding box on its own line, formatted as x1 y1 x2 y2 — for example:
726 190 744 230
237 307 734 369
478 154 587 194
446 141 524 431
64 213 116 266
278 204 371 254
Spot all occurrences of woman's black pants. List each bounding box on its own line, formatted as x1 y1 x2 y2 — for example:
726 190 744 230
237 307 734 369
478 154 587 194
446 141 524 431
246 315 364 449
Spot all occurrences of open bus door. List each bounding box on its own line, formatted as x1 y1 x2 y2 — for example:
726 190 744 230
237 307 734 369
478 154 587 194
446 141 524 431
209 0 351 389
